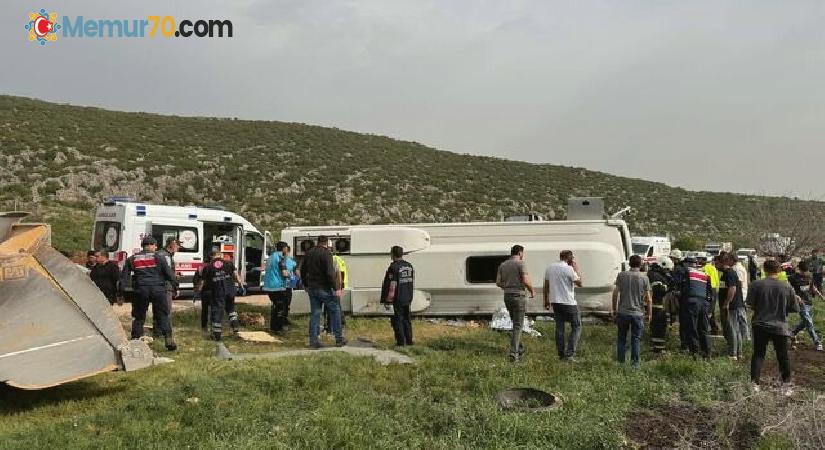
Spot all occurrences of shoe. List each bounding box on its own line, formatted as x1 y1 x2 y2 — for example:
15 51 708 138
509 355 520 363
165 338 177 351
335 339 348 347
211 332 222 342
751 382 761 393
817 344 823 351
782 383 795 397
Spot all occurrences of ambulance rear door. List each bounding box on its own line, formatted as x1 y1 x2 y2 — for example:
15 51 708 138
149 219 204 290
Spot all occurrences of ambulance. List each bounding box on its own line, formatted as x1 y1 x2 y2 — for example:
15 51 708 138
631 236 671 265
91 198 272 292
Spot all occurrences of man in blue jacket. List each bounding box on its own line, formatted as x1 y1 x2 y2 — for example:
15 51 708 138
263 241 299 335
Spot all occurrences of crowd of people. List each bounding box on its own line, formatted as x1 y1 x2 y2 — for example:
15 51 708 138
97 229 822 393
496 245 824 392
260 236 416 349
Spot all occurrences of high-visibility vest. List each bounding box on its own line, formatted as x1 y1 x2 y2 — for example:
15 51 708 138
333 255 348 288
760 270 788 282
703 263 720 289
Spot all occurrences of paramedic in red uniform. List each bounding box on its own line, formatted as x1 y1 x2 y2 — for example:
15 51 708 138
120 236 178 351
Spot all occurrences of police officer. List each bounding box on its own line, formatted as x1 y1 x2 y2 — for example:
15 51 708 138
380 246 415 346
648 256 674 353
153 237 180 337
199 251 244 341
679 256 713 357
120 236 178 351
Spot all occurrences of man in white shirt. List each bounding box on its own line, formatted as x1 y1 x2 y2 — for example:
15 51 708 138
544 250 583 361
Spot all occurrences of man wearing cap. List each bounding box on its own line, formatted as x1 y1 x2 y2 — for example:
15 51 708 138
120 236 178 351
153 237 180 337
679 256 713 357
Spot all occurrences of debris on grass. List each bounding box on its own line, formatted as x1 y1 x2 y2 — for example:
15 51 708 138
490 307 541 337
236 331 283 343
185 397 199 404
152 357 175 365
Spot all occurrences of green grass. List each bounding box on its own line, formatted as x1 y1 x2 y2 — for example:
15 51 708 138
0 304 803 449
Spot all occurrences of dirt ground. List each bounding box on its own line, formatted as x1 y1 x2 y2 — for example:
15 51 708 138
760 342 825 389
625 403 717 448
111 294 270 320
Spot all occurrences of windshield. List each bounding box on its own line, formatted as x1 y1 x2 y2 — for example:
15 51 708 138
632 243 650 256
93 221 121 252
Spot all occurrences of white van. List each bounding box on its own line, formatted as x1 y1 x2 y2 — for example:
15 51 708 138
91 198 272 291
281 201 632 316
631 236 671 265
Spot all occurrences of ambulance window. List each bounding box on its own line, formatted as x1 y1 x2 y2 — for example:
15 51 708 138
466 255 510 284
151 225 199 253
93 221 120 252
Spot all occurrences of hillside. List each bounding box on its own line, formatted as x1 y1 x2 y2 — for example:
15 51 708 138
0 95 814 252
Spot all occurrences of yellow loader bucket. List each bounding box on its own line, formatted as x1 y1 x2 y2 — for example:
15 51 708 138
0 212 152 389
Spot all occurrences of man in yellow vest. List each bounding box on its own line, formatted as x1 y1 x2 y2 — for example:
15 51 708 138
323 253 348 333
703 255 722 336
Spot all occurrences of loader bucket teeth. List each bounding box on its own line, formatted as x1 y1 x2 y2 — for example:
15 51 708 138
0 212 145 389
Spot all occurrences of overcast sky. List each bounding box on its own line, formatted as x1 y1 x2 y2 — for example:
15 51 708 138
2 1 824 197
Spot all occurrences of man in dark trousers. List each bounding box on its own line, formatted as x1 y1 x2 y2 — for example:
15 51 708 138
120 236 178 351
748 259 798 394
193 264 212 331
300 235 346 348
497 245 535 362
678 256 712 358
153 237 179 337
89 250 121 305
647 256 674 353
381 246 416 347
198 251 244 341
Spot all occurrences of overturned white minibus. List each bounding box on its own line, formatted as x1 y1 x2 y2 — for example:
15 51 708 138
282 198 632 316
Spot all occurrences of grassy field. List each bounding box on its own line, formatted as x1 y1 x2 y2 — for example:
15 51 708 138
2 303 823 449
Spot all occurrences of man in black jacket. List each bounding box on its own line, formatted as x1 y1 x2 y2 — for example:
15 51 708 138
89 250 121 305
299 236 345 348
381 246 415 346
120 236 178 350
748 259 798 393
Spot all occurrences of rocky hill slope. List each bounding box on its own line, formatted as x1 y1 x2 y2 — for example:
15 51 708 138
0 95 811 251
